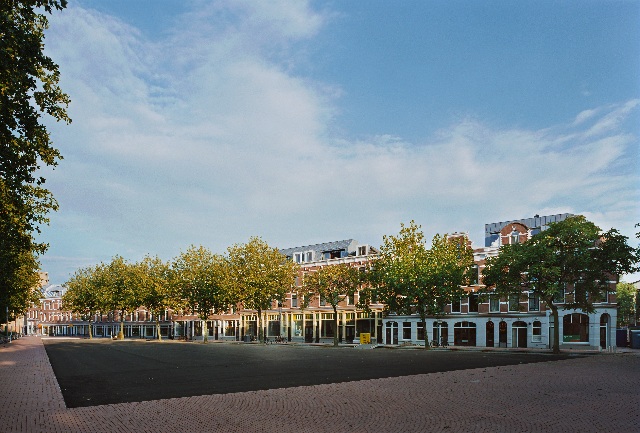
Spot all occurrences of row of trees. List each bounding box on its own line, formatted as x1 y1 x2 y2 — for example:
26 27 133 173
1 1 70 324
62 217 638 351
62 223 476 348
63 237 299 343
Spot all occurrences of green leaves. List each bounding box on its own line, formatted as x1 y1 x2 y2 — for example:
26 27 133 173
1 0 70 318
370 221 474 320
482 215 638 353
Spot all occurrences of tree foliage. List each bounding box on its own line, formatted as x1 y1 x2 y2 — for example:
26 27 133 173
483 215 638 353
616 282 638 327
171 246 232 343
136 255 172 340
0 0 70 318
227 237 298 343
97 256 141 340
303 263 361 346
368 221 474 347
63 266 103 339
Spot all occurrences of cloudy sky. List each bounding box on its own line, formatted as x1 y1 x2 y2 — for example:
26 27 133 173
39 0 639 283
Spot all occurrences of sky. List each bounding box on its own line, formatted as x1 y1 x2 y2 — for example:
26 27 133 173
38 0 640 284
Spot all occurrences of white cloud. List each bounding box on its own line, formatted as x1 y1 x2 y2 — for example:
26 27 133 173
39 3 640 283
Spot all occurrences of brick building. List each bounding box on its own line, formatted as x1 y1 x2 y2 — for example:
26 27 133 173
381 213 618 350
28 213 619 350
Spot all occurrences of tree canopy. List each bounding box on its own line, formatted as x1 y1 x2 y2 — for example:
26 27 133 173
171 246 232 343
227 237 298 343
483 215 638 353
303 263 361 346
368 221 474 347
1 0 70 319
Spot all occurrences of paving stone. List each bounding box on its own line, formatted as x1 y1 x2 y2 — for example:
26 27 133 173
1 337 638 432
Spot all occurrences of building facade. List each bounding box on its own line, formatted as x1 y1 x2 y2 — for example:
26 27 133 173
28 214 619 350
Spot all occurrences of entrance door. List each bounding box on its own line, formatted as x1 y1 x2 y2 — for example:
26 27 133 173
600 314 610 349
499 321 507 347
486 321 495 347
512 321 527 348
385 322 398 345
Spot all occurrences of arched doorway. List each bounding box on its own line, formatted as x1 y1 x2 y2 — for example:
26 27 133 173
433 321 449 346
486 321 495 347
600 314 610 349
454 321 476 346
512 321 527 348
499 321 507 347
385 321 398 345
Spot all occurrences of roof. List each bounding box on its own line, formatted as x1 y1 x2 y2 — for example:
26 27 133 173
41 284 67 299
279 239 358 258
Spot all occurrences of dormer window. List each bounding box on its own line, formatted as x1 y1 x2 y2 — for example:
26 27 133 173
511 228 520 244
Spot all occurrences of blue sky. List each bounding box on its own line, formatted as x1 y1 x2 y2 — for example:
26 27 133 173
39 1 640 283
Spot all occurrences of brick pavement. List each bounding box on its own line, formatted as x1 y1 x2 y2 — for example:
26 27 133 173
1 336 638 432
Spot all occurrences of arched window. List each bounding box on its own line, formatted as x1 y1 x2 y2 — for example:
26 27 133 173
563 313 589 343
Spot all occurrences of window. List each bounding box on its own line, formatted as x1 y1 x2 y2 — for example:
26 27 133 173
294 253 303 263
403 322 411 340
451 298 461 313
358 245 368 256
346 294 354 305
597 290 608 303
489 295 500 313
469 265 479 285
417 322 425 341
511 229 520 244
305 251 313 262
320 296 326 306
563 313 589 343
528 293 540 312
553 286 565 303
508 294 520 312
468 293 479 313
291 294 298 308
532 320 542 342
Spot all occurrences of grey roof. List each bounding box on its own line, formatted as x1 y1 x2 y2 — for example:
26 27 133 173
484 213 574 247
279 239 358 258
41 284 67 299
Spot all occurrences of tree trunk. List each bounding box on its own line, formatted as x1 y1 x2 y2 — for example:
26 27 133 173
550 304 560 354
156 317 162 341
333 305 339 347
257 308 263 343
88 320 93 339
422 316 429 349
118 310 125 340
202 318 208 343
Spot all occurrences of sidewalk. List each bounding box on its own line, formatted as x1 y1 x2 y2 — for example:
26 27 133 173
1 336 638 432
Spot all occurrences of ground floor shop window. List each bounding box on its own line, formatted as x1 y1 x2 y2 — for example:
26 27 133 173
417 322 424 341
321 313 335 338
454 321 476 346
291 314 303 337
563 313 589 342
402 322 411 339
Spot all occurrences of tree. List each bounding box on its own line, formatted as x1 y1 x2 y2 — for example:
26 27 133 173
171 246 231 343
369 221 474 348
1 0 71 318
227 237 298 343
63 266 103 339
135 256 172 341
303 263 361 347
483 215 638 354
616 282 638 327
98 256 141 340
